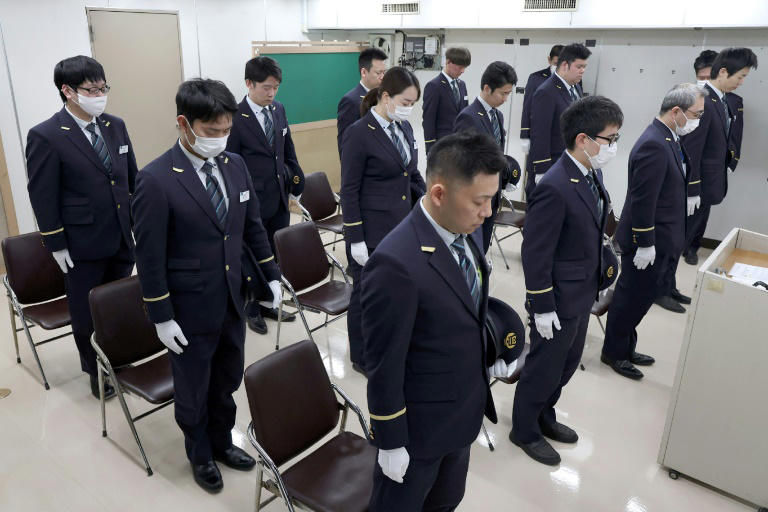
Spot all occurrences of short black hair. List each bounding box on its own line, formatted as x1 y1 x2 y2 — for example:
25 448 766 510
427 131 507 183
359 47 388 72
480 61 517 92
445 47 471 67
176 78 237 124
711 47 758 78
244 56 282 83
549 45 564 60
53 55 106 103
558 43 591 67
561 95 623 150
694 50 718 73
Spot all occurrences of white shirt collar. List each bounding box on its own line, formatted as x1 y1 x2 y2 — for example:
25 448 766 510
371 107 393 131
359 81 369 93
706 80 725 100
554 70 574 91
565 150 591 177
664 120 680 142
477 95 494 116
65 105 94 129
442 71 456 84
178 139 215 173
419 197 461 248
246 95 270 116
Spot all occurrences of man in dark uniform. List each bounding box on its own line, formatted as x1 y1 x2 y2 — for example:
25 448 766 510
681 47 757 267
337 47 388 156
454 61 520 253
26 55 137 397
226 56 304 334
363 132 512 511
520 44 563 176
602 84 706 380
512 96 622 466
422 47 471 155
132 79 282 492
527 43 591 198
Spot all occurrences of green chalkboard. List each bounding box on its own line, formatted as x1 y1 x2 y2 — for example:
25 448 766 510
264 52 361 125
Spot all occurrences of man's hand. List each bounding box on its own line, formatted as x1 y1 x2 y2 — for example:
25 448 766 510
52 249 74 274
351 242 369 267
520 139 531 153
535 173 544 184
488 358 516 379
154 320 189 355
633 245 656 270
534 311 561 340
687 196 701 216
378 447 410 483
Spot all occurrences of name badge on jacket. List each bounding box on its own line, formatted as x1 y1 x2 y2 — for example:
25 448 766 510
119 145 129 154
240 190 250 202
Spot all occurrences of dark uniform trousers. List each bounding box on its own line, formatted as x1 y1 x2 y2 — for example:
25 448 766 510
370 445 470 512
345 242 372 366
512 311 590 443
683 202 711 258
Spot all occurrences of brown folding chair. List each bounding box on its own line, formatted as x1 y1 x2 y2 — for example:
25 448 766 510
244 339 376 512
297 172 344 250
493 196 526 270
89 276 174 476
273 221 352 351
2 232 72 389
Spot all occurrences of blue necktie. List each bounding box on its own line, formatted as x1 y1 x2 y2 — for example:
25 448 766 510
388 123 409 166
569 86 579 103
202 161 227 225
451 237 481 311
451 80 460 108
86 123 112 173
489 109 502 147
263 108 274 146
584 171 603 218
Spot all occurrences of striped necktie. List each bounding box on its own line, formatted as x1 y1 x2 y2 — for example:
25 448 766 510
584 171 603 218
722 97 731 133
451 236 481 311
85 123 112 172
489 109 502 147
569 86 579 103
451 79 460 108
387 123 409 166
201 161 227 225
263 108 274 146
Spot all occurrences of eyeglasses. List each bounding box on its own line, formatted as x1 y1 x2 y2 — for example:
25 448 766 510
686 109 704 119
75 84 111 95
594 133 621 144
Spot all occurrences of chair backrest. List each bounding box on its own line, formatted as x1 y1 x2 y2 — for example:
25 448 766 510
300 172 338 221
244 340 340 467
89 276 166 368
274 221 329 291
2 232 66 304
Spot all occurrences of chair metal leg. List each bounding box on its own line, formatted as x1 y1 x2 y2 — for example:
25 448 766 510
7 295 20 363
99 363 107 437
254 464 264 512
596 315 605 334
275 292 284 351
292 296 315 344
112 378 153 476
481 423 495 452
18 309 50 390
493 227 510 270
332 232 338 252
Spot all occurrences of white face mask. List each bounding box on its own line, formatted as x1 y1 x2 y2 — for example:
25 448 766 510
388 102 413 122
674 110 700 136
584 137 618 169
696 79 707 87
182 117 228 158
550 64 557 74
77 93 108 117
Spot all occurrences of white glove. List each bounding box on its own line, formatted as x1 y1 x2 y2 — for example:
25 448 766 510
52 249 74 274
154 320 189 355
520 139 531 153
289 194 301 202
501 183 517 203
378 447 410 483
260 280 282 310
350 242 369 267
534 311 561 340
633 245 656 270
687 196 701 216
535 173 544 184
488 358 516 379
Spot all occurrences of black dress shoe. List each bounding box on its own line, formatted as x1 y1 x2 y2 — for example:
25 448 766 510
351 362 368 377
90 374 116 400
247 312 268 335
670 288 691 305
191 461 223 493
601 354 644 380
654 295 686 313
213 445 256 471
630 351 655 366
540 422 578 444
261 305 295 322
510 432 561 466
684 252 699 266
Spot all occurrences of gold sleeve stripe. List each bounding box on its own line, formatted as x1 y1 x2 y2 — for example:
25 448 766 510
526 286 553 294
40 227 64 236
258 255 275 264
688 180 701 185
532 158 551 164
370 407 406 421
632 227 655 232
424 139 436 143
343 221 363 227
143 293 170 302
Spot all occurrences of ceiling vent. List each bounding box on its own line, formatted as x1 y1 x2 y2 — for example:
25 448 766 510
381 2 420 15
523 0 578 11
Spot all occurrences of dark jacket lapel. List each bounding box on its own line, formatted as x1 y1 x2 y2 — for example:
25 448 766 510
563 155 601 228
706 84 729 137
171 143 225 232
471 98 494 136
364 110 408 171
237 98 272 152
652 119 685 178
56 109 109 174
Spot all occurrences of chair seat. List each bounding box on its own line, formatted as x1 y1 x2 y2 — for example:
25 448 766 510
297 280 352 316
495 210 526 228
494 342 531 385
591 288 614 317
281 431 376 512
316 214 344 235
116 353 174 404
22 297 71 330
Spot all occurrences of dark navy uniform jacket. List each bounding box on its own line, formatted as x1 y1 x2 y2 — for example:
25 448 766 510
616 119 687 257
520 66 551 139
132 143 280 335
340 110 426 249
522 153 609 319
681 83 737 206
422 72 468 155
337 83 367 155
529 74 582 176
26 108 137 260
226 99 304 218
361 204 497 459
725 92 744 172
